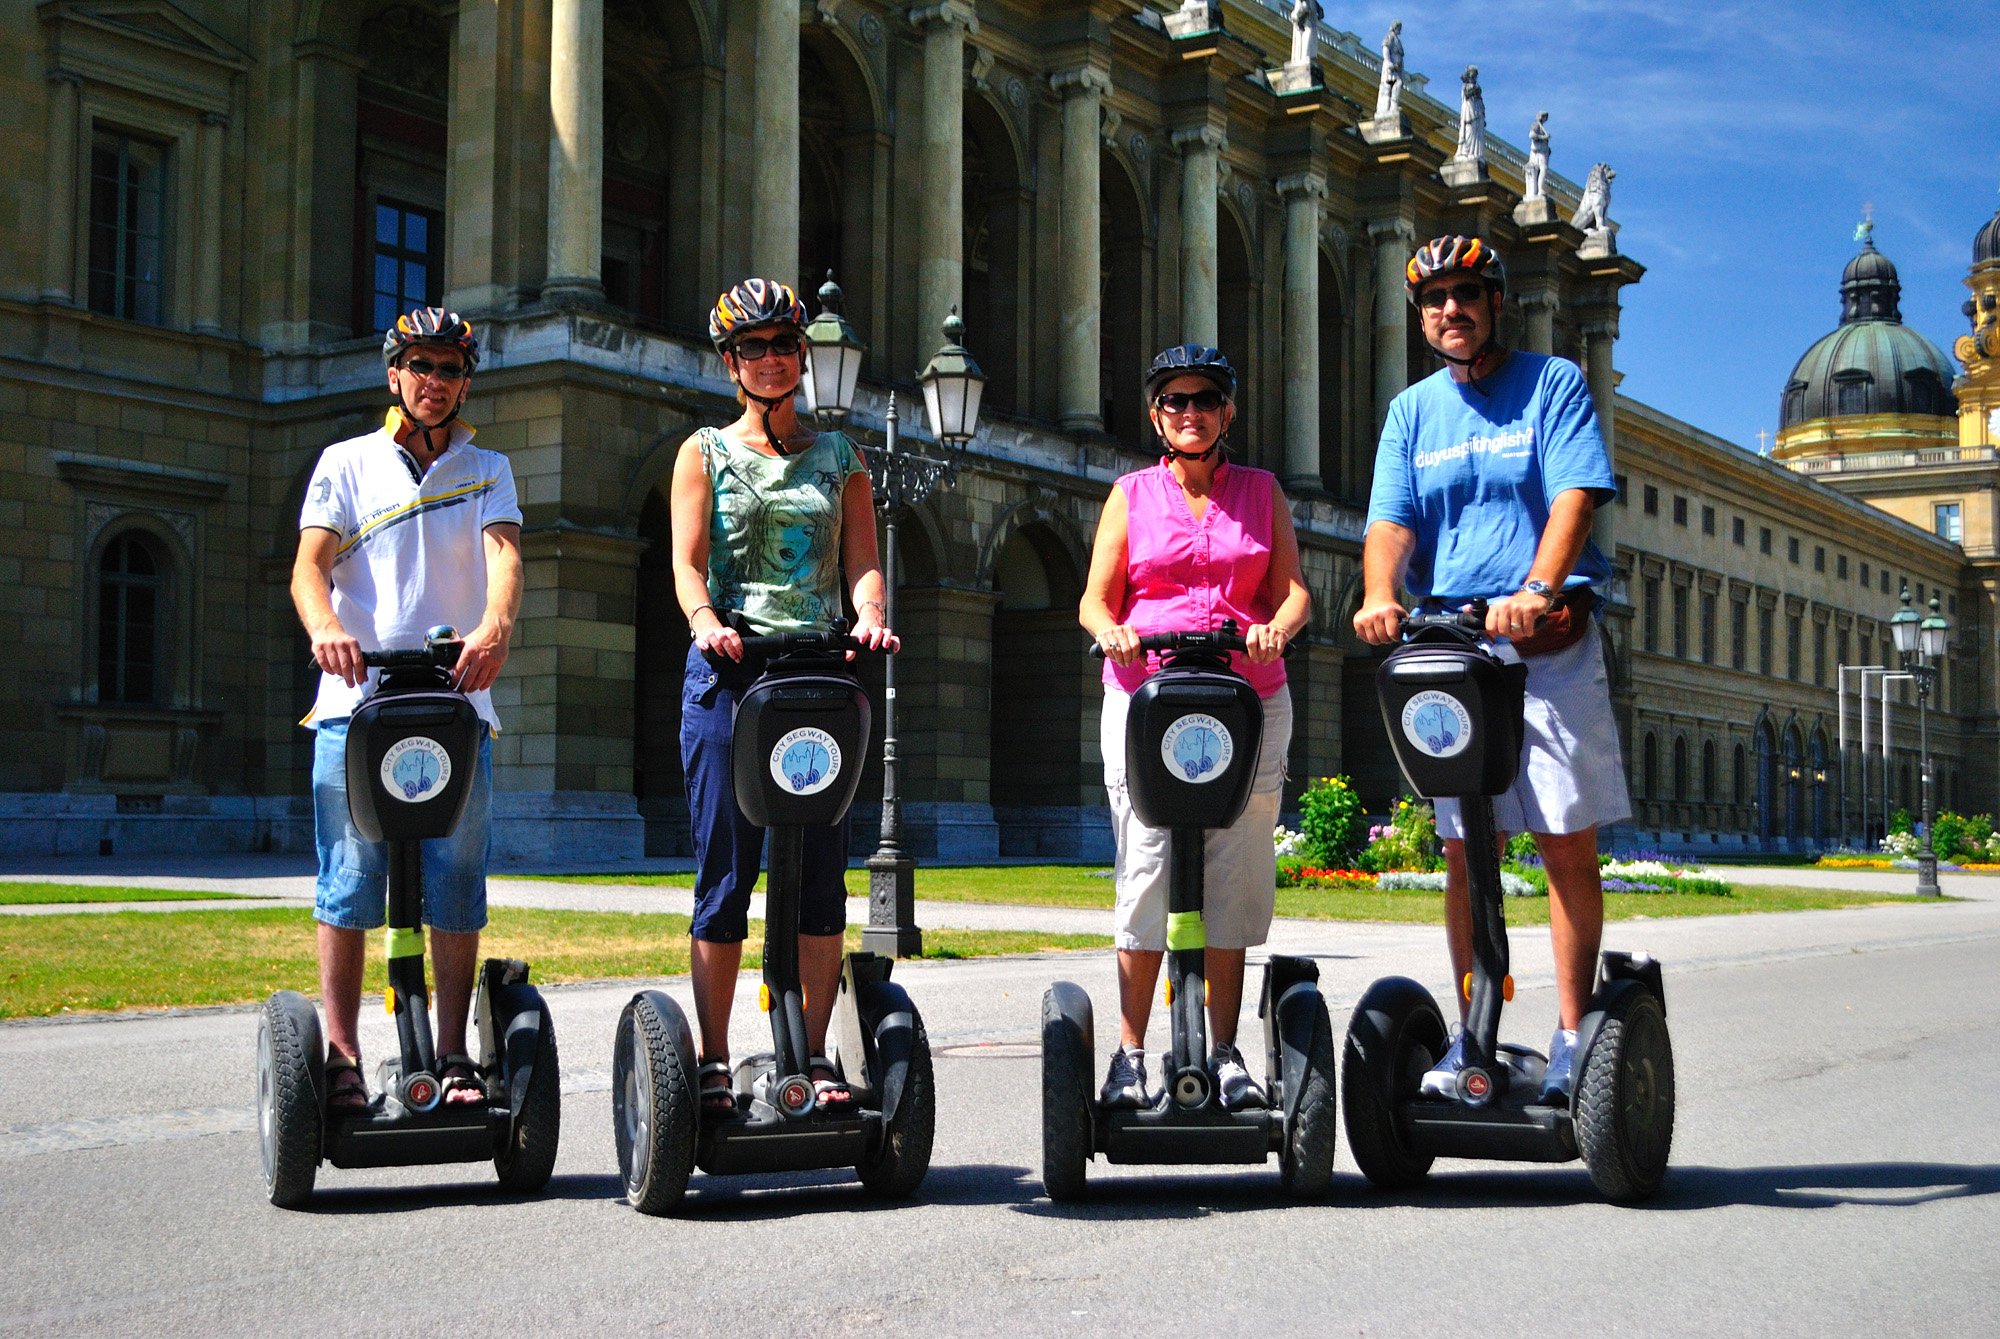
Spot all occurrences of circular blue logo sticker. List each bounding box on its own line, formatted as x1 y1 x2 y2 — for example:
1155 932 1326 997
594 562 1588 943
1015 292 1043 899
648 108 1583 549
379 736 453 802
770 727 841 796
1159 713 1233 784
1400 691 1474 759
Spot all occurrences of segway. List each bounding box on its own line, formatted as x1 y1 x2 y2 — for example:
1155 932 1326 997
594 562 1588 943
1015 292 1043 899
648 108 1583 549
611 625 933 1214
1342 603 1673 1201
1040 622 1339 1201
256 626 560 1207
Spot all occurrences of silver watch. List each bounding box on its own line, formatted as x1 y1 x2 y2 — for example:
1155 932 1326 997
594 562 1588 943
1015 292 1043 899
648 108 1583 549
1521 579 1557 602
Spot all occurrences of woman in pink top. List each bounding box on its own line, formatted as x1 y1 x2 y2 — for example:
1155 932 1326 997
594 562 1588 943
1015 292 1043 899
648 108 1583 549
1079 344 1312 1111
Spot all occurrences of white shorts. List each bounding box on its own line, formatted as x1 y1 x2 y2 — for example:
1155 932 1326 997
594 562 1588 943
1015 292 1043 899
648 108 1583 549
1435 621 1631 840
1102 683 1293 952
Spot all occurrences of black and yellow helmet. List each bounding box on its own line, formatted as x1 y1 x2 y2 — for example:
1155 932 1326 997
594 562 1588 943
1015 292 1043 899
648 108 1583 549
708 278 808 353
382 307 480 368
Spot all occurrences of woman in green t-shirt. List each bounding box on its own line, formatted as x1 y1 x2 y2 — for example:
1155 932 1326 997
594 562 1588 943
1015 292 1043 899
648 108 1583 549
669 278 896 1115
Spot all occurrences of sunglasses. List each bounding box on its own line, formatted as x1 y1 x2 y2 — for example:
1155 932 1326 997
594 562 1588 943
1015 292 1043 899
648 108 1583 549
1154 389 1227 414
731 332 802 361
1416 281 1492 311
400 357 468 380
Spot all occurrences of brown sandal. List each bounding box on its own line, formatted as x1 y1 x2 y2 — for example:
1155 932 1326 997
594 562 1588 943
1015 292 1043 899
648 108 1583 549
325 1053 369 1115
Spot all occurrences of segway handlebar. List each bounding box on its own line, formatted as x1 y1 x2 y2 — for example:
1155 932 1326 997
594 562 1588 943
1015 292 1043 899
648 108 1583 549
1399 602 1489 640
737 620 895 659
360 625 465 670
1088 619 1294 660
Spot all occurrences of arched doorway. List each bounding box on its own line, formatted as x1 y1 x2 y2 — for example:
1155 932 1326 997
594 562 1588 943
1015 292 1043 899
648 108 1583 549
989 522 1090 853
798 33 882 368
1099 154 1147 447
1217 208 1255 465
632 486 691 854
1318 249 1349 499
964 95 1025 414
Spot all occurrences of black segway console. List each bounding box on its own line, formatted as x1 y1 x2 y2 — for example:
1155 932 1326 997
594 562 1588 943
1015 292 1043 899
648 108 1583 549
256 627 560 1207
1041 623 1339 1201
612 625 934 1214
1342 603 1674 1202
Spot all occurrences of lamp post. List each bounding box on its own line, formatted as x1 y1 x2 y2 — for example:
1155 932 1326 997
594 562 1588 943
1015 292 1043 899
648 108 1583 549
804 283 986 956
1889 586 1948 897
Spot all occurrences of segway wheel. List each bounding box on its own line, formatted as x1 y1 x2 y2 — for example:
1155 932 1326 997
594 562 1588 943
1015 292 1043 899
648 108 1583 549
1280 999 1339 1199
1576 986 1675 1202
612 994 697 1215
857 1009 936 1199
1039 989 1093 1202
1341 977 1445 1190
494 1004 561 1192
256 991 323 1208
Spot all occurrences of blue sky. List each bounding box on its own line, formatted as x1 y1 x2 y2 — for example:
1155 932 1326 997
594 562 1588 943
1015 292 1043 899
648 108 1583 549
1324 1 2000 451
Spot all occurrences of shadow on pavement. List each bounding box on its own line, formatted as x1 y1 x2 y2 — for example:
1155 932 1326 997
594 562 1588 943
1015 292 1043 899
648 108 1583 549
1643 1161 2000 1210
295 1171 624 1214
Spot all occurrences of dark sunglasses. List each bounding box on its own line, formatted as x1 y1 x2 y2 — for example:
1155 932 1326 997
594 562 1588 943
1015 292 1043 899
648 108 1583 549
731 332 802 361
1154 389 1227 414
1416 281 1492 311
401 356 468 380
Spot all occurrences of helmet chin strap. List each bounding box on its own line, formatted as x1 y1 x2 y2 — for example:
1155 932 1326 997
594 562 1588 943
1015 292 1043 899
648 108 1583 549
743 387 793 457
395 381 465 460
1162 442 1222 464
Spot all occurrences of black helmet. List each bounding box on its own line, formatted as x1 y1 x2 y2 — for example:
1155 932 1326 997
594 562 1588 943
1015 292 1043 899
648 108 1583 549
708 278 808 353
1144 344 1236 401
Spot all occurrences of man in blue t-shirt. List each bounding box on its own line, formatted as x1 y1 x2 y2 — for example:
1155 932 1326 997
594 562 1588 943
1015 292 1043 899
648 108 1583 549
1354 235 1632 1105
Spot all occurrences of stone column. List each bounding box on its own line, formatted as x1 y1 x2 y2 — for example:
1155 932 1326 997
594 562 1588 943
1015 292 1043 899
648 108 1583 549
1053 66 1110 431
194 112 227 334
1582 316 1619 559
751 0 800 280
545 0 605 304
1368 217 1415 430
1518 286 1558 355
1279 173 1325 487
1173 124 1224 346
914 2 976 339
41 70 82 305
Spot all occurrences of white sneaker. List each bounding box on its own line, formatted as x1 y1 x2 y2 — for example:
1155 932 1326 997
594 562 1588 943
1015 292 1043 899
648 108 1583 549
1540 1028 1579 1106
1100 1047 1148 1108
1210 1044 1266 1111
1418 1033 1468 1099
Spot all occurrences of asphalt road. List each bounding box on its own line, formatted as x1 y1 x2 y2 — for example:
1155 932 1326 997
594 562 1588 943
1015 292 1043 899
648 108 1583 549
3 869 1997 1336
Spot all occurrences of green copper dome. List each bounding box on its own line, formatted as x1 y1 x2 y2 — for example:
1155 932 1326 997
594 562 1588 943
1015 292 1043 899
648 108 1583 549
1779 233 1956 430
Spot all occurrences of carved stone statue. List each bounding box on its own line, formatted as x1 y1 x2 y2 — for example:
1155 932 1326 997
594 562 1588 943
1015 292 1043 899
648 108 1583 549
1288 0 1324 68
1453 65 1485 166
1375 21 1404 118
1572 162 1615 232
1523 112 1550 201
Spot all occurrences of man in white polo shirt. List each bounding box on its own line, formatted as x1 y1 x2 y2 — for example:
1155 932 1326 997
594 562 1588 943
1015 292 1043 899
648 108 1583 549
291 308 523 1116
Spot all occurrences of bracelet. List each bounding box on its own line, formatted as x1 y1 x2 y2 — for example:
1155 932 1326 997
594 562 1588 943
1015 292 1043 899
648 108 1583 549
687 604 716 638
859 599 886 617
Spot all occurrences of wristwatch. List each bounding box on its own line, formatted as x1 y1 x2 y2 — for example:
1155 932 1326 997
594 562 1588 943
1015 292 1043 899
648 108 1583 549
1520 579 1557 602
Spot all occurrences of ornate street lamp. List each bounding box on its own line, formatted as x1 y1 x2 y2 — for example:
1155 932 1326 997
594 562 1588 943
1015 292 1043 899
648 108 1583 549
917 307 986 448
801 271 866 425
1890 586 1948 897
850 310 987 957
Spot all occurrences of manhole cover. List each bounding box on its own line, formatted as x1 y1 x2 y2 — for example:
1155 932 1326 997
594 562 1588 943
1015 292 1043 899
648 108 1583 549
937 1042 1040 1059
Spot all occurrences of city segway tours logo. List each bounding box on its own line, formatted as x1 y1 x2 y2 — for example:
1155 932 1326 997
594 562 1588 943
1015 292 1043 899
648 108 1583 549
380 736 453 801
1160 713 1233 784
771 727 841 795
1401 692 1474 759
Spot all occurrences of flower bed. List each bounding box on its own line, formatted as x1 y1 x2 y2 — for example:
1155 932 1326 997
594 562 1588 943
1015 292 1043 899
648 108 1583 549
1599 858 1730 896
1276 862 1377 891
1378 869 1543 898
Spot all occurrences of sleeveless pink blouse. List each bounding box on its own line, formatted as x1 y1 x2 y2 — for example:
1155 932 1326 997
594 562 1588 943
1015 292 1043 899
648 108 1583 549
1103 460 1286 697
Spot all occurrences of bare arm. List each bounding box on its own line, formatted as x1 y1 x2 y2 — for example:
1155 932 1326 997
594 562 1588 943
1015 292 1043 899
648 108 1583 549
1484 486 1597 641
453 522 522 693
1354 520 1416 645
669 435 743 661
1245 478 1312 664
839 469 896 652
1079 484 1142 666
292 527 364 687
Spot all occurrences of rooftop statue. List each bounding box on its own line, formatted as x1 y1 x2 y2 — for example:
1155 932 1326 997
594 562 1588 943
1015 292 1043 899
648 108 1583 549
1375 21 1404 118
1453 65 1485 166
1524 112 1550 201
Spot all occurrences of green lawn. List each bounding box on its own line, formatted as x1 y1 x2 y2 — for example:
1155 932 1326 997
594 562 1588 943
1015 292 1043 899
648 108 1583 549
0 883 244 906
528 865 1937 922
0 906 1105 1019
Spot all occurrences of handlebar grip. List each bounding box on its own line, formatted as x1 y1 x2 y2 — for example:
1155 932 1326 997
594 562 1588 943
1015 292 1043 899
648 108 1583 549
736 631 891 657
360 643 461 669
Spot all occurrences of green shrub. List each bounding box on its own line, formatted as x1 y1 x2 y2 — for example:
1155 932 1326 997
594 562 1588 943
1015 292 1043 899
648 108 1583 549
1927 810 1996 864
1297 775 1368 869
1890 808 1913 836
1505 830 1540 865
1362 796 1442 873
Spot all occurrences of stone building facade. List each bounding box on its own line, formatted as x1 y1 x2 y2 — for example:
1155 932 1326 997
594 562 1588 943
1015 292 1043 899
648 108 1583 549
6 0 1989 861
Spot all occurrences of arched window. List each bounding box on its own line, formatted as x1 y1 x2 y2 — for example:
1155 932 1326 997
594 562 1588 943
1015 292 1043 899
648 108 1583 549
1672 735 1689 802
1701 739 1717 803
98 531 165 704
1641 732 1658 801
1733 742 1747 808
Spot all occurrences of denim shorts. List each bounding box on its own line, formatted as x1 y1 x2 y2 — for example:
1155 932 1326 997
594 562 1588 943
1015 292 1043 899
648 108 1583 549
311 717 494 934
681 642 850 943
